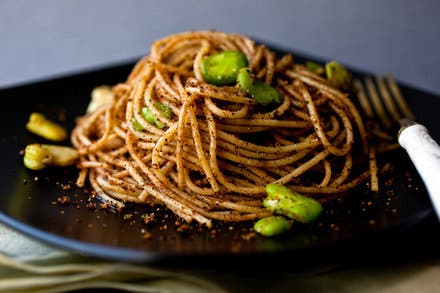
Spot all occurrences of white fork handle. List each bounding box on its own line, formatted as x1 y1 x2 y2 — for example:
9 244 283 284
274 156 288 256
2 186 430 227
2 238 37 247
398 124 440 220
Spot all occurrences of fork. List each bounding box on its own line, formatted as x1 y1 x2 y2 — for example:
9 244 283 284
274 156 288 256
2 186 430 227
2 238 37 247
353 74 440 220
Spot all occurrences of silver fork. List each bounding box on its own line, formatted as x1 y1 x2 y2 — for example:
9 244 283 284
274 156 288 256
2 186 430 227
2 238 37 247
354 74 440 220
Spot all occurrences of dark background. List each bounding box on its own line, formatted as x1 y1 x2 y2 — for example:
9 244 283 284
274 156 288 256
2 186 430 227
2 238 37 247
1 0 439 96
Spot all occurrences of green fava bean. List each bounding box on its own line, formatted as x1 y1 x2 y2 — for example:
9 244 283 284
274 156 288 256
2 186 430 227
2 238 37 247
237 67 254 92
237 68 283 106
200 50 248 85
265 183 291 201
264 183 323 223
325 61 351 89
253 216 292 237
281 193 323 223
250 81 283 106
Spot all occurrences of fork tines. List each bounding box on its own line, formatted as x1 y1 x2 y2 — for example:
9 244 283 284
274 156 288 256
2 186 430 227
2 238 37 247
353 74 415 129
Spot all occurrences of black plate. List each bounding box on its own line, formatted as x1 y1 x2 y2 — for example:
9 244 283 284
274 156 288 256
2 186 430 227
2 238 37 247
0 46 439 264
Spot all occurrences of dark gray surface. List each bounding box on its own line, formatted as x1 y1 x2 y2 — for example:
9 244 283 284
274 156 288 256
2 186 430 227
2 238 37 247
1 0 439 95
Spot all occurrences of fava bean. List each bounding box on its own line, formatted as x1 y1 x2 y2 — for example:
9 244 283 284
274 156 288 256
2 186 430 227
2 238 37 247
264 183 323 223
237 68 283 106
325 61 351 90
200 50 248 85
253 216 292 237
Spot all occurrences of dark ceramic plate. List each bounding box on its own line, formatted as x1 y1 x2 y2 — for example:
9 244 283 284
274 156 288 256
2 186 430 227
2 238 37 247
0 46 438 264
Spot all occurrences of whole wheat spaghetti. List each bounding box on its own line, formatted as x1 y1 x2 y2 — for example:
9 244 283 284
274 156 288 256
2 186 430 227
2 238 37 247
71 31 387 227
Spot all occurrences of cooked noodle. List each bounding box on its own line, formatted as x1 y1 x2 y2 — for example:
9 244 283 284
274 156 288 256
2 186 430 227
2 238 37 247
71 31 386 227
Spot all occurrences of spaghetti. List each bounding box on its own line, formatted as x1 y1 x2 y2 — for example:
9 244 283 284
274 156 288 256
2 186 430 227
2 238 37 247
71 31 391 227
